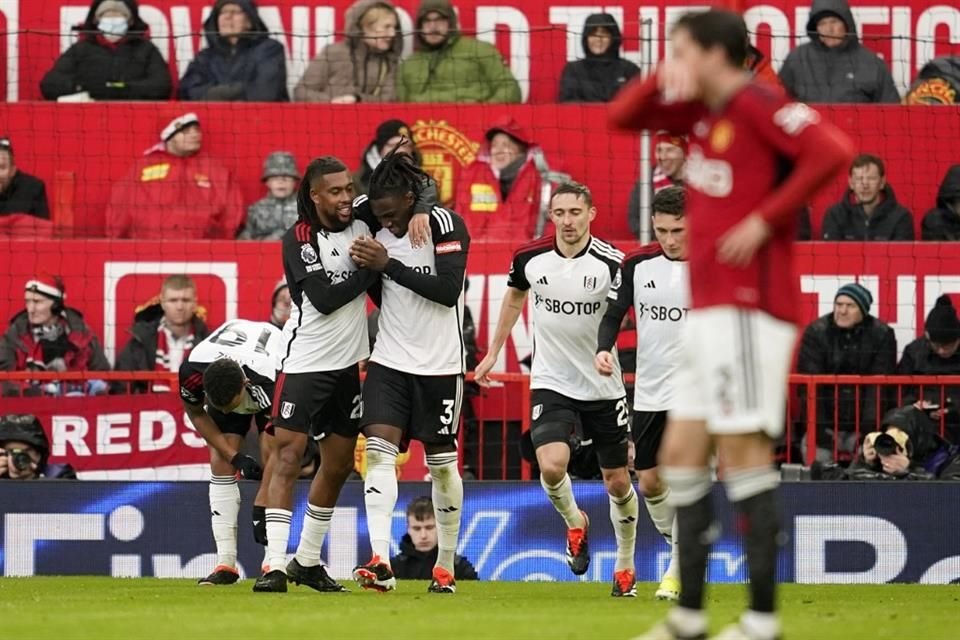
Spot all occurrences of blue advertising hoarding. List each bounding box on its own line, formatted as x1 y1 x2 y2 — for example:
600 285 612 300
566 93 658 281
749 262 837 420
1 482 958 583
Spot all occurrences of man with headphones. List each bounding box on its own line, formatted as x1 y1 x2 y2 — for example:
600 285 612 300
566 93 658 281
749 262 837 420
0 275 110 396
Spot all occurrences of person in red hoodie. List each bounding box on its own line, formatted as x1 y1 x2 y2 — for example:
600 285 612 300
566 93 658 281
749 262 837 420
106 112 245 239
454 117 544 242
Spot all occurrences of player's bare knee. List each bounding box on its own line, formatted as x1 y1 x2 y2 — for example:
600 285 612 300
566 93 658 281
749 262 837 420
539 462 566 486
637 469 663 497
603 471 632 499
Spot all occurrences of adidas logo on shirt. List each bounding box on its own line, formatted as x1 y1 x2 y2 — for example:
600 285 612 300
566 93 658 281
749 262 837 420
331 247 341 257
536 276 549 285
644 280 656 288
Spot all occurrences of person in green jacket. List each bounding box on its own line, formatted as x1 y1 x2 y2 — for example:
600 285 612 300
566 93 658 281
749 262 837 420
398 0 521 103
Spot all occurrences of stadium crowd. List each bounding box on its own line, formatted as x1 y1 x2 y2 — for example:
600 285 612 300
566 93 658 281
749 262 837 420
2 0 960 483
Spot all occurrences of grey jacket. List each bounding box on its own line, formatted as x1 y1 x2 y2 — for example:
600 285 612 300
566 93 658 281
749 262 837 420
778 0 899 104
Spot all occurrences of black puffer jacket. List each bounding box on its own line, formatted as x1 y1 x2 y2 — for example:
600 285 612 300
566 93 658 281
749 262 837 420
921 165 960 241
558 13 640 103
39 0 171 101
798 313 897 438
178 0 288 101
389 534 479 581
821 184 914 241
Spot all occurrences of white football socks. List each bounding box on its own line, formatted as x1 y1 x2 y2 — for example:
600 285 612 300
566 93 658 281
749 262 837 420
364 437 399 563
208 475 240 569
609 485 639 572
645 487 680 579
540 473 586 529
265 508 292 573
426 451 463 574
294 504 334 567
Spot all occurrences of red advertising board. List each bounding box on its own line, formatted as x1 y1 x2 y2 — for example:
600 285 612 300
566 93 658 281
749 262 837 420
2 1 958 103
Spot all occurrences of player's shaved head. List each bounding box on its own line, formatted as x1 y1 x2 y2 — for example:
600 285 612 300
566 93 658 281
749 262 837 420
672 9 748 67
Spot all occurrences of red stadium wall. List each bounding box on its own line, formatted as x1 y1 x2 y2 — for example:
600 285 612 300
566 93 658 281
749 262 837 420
0 103 956 239
2 1 958 103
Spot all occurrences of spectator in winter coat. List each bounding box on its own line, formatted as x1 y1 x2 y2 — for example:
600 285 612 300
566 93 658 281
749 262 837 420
797 283 897 462
0 276 110 397
397 0 521 103
904 56 960 105
353 120 421 195
822 154 913 241
897 295 960 444
847 406 960 480
178 0 287 102
294 0 402 103
921 165 960 241
558 13 639 103
114 275 210 393
0 137 49 219
626 132 685 238
778 0 899 104
454 116 543 241
40 0 171 101
0 414 76 480
106 113 245 239
238 151 300 240
390 496 479 580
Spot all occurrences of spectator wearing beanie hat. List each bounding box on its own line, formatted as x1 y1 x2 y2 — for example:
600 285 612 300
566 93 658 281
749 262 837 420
898 295 960 442
353 120 421 195
626 131 686 238
796 282 897 462
40 0 171 101
239 151 300 240
0 275 110 397
105 112 245 239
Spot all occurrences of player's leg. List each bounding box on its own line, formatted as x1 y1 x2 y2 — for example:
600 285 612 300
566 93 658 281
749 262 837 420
353 362 408 591
634 411 680 600
531 391 588 574
587 397 638 597
414 373 466 593
253 428 274 574
198 431 246 585
288 365 363 592
711 311 796 640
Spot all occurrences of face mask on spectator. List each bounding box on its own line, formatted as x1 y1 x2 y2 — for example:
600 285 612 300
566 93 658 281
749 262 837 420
99 17 129 38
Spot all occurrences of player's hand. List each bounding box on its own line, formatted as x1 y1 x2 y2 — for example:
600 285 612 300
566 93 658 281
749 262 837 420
408 213 431 249
230 453 263 480
657 59 700 103
474 353 498 388
350 237 389 271
716 214 772 268
594 351 616 376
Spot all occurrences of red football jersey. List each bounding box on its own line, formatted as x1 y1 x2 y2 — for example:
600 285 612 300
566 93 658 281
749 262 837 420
610 71 854 323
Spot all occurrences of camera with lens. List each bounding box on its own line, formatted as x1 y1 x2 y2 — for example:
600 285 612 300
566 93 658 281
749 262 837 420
873 433 902 457
8 449 33 471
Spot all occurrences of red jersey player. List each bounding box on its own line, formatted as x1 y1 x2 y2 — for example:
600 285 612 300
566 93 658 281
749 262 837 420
610 10 853 640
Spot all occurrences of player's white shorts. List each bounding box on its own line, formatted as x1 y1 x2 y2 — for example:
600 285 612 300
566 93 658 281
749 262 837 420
670 306 797 438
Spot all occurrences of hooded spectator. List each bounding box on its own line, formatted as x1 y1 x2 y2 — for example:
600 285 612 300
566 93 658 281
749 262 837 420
354 120 422 195
114 275 210 393
797 282 897 462
847 407 960 480
239 151 300 240
454 117 543 241
921 165 960 241
105 113 245 239
904 56 960 105
0 276 110 397
397 0 521 103
897 295 960 443
294 0 402 103
178 0 288 101
0 414 76 480
557 13 639 103
390 496 479 580
822 154 913 241
0 137 49 219
626 132 685 238
40 0 171 101
778 0 899 103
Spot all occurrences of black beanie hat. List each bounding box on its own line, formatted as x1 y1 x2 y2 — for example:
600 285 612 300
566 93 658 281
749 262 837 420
926 294 960 344
374 120 412 154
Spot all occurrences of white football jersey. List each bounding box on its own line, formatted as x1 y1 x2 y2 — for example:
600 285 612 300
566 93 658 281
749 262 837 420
608 247 690 411
188 320 284 380
509 237 626 401
280 219 372 373
371 207 470 376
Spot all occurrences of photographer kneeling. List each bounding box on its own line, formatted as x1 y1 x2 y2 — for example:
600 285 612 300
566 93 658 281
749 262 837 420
847 406 960 480
0 414 76 480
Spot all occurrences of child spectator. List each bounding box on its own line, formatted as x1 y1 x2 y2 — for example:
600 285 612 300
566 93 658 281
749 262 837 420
40 0 171 101
239 151 300 240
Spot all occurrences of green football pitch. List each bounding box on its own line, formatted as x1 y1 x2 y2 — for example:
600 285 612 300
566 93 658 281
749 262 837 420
1 578 955 639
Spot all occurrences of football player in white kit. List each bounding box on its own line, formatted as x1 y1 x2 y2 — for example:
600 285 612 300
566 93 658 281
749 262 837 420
348 150 471 594
179 319 284 586
596 186 689 601
476 181 640 597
